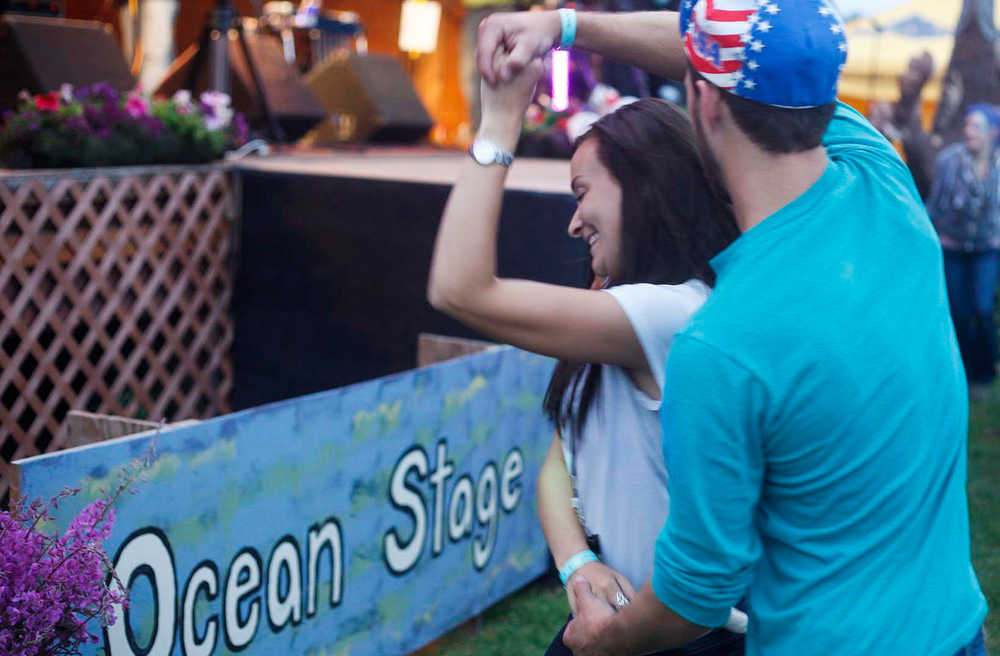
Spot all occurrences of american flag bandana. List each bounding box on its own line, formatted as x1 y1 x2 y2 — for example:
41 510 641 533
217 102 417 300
679 0 848 109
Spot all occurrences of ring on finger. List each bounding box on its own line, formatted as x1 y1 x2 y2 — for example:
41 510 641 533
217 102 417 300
615 590 629 608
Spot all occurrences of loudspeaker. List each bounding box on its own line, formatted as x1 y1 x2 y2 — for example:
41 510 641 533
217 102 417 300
304 53 433 144
0 15 134 111
156 28 326 143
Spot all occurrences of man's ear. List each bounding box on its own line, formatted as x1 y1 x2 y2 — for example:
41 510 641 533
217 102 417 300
696 80 724 127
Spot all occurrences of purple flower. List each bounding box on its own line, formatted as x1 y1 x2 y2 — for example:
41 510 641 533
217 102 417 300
65 116 91 135
140 116 163 137
199 90 234 130
232 113 249 145
0 485 134 656
90 82 118 104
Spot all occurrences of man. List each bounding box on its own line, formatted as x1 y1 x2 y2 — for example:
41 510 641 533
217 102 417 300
477 2 988 655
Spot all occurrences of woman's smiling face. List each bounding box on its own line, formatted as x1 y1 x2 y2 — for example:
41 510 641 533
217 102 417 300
568 137 625 281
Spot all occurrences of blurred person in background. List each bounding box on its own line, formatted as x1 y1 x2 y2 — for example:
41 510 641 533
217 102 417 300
928 103 1000 398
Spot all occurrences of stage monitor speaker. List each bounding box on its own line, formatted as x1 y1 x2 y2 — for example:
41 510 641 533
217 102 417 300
0 15 134 111
156 29 326 143
304 53 432 144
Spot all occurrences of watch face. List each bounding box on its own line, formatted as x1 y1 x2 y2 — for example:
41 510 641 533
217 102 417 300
472 139 496 164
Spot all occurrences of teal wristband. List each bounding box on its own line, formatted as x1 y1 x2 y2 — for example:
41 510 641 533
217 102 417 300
558 8 577 50
559 549 598 586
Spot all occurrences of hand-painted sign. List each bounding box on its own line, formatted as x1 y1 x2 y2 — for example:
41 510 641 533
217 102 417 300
15 347 555 656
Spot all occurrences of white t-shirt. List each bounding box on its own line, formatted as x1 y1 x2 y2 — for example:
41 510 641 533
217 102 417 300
561 280 709 588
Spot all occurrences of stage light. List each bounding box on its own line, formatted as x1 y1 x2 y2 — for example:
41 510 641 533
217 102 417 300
399 0 442 56
551 49 569 112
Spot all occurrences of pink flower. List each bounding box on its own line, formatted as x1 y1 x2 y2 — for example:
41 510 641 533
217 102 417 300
125 93 149 118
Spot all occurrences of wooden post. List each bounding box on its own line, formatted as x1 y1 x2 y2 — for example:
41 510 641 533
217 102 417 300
416 333 498 367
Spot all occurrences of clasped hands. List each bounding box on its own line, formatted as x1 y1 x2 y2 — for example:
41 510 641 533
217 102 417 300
561 561 633 656
475 12 556 149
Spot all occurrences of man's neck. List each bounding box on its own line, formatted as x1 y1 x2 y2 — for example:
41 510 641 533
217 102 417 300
721 144 830 234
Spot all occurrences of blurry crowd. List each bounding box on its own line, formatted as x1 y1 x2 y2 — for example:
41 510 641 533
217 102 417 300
869 55 1000 398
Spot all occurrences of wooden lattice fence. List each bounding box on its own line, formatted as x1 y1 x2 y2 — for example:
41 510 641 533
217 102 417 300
0 164 237 506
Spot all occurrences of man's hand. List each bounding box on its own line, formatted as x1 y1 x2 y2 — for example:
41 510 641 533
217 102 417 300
477 10 560 85
567 561 636 616
563 578 619 656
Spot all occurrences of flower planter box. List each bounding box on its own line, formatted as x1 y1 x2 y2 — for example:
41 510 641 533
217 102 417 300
0 163 236 505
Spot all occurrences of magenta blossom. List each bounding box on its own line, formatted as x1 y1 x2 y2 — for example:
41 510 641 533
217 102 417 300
0 489 129 656
125 93 149 119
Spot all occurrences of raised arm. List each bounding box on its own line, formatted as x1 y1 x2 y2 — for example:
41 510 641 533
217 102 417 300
477 11 685 85
426 59 647 371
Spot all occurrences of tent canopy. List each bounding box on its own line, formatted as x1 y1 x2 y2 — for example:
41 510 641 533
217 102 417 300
839 0 999 103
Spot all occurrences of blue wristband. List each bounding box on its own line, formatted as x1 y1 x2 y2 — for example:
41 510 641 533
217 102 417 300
558 8 577 50
559 549 598 586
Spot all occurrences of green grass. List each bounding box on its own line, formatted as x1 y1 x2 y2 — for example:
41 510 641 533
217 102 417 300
422 385 1000 654
414 576 568 655
969 381 999 652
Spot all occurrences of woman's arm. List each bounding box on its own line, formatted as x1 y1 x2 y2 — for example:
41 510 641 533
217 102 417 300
427 61 647 372
537 431 589 567
537 431 637 611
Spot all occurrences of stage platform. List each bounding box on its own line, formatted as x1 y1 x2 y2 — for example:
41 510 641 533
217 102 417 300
232 150 586 410
237 149 572 194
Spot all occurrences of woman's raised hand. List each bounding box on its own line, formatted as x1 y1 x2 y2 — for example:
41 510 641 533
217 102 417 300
567 561 636 616
476 53 543 151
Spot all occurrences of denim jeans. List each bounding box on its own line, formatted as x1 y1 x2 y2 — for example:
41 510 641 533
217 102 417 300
943 249 1000 384
952 627 987 656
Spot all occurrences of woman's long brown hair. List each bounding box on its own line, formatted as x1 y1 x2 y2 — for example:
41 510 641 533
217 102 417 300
543 98 740 437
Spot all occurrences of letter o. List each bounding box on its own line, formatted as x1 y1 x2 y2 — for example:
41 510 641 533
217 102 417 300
105 528 177 656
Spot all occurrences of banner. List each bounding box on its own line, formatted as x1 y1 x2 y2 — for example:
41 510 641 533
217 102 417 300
15 346 555 656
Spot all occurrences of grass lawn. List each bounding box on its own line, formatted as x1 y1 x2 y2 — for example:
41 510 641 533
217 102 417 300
422 383 1000 654
970 382 999 652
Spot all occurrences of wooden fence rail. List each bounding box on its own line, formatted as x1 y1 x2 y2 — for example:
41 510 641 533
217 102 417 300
0 164 236 506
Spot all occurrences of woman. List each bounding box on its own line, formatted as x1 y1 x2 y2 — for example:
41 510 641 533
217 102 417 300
928 104 1000 398
427 60 743 654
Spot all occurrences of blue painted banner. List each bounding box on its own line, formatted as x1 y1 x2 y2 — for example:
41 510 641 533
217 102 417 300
15 346 556 656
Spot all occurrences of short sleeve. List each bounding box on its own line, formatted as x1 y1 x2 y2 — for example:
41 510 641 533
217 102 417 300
823 101 921 205
651 334 766 628
602 282 708 409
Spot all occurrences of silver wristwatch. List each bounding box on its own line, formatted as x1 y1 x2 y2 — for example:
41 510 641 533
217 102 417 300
469 137 513 167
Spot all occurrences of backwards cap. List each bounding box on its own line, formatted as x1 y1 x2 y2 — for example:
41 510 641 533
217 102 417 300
680 0 848 109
